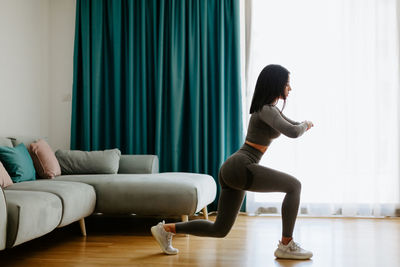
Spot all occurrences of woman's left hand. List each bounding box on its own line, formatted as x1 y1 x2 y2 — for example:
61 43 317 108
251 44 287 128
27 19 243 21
305 120 314 130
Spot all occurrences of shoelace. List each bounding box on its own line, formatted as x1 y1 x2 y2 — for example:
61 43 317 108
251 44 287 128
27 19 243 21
288 242 301 251
166 232 173 246
160 221 174 248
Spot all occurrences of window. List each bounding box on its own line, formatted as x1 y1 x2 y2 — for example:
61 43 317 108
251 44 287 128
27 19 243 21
245 0 400 216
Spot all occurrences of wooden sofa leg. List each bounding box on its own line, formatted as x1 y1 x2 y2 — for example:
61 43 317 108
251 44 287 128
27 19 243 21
181 215 188 223
79 218 87 236
202 206 209 220
181 215 189 236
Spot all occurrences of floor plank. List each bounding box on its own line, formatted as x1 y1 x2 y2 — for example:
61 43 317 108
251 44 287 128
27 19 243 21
0 214 399 267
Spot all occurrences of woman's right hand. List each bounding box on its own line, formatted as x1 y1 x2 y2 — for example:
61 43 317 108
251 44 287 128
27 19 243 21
305 121 314 130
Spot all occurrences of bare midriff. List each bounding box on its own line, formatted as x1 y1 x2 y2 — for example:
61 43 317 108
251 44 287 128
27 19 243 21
245 140 268 154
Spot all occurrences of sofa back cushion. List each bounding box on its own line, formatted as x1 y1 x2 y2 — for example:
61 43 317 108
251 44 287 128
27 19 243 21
8 136 48 148
0 162 13 188
29 139 61 179
55 149 121 174
0 137 13 148
0 143 36 183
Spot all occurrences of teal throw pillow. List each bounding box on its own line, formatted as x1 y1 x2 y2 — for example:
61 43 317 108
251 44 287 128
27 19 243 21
0 143 36 183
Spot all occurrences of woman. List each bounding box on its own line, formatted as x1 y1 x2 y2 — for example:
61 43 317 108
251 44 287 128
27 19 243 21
151 64 314 260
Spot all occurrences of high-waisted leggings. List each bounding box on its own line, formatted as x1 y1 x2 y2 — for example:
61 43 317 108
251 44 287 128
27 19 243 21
175 143 301 238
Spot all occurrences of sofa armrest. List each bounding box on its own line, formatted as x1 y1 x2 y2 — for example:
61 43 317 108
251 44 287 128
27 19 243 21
118 155 159 174
0 188 7 250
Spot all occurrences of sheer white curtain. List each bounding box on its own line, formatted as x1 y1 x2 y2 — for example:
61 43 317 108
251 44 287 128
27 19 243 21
244 0 400 217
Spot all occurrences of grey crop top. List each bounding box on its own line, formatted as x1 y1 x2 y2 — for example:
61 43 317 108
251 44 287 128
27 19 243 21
246 105 308 146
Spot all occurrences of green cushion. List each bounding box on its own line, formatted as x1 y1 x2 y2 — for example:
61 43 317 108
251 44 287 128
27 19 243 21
0 144 36 183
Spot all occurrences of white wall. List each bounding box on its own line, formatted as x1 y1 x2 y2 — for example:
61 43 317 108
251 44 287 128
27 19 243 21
0 0 76 150
48 0 76 150
0 0 50 139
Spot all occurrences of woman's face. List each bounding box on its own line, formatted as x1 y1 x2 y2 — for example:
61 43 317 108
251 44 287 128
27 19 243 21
280 76 291 99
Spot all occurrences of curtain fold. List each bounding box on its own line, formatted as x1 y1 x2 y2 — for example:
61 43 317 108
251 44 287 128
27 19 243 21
71 0 243 211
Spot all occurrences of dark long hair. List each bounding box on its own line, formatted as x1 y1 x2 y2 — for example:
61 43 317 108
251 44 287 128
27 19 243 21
249 64 290 114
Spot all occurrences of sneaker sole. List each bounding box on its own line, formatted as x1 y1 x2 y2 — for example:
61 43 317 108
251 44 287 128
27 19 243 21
151 226 177 255
274 250 312 260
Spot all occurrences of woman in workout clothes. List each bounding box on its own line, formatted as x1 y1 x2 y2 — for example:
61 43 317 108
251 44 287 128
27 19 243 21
151 64 314 260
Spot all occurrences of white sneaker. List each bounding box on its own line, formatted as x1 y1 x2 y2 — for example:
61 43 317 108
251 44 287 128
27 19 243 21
274 240 313 260
151 221 179 255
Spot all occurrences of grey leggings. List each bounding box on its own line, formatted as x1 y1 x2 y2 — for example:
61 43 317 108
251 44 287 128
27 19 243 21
175 143 301 238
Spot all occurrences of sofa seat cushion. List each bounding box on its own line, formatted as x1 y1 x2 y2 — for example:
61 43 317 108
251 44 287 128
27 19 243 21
54 172 216 216
5 181 96 227
4 190 62 248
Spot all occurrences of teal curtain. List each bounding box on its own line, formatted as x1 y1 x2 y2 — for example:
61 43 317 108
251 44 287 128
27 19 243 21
72 0 244 211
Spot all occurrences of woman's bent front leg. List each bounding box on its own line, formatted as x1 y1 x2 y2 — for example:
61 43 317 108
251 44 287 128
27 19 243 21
246 164 301 238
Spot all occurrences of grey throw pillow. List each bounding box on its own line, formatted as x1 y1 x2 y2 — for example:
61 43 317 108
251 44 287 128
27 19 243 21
55 149 121 174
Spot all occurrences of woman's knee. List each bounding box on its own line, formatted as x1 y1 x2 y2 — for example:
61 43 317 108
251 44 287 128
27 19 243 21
289 177 302 193
295 179 302 192
211 219 235 238
212 227 231 238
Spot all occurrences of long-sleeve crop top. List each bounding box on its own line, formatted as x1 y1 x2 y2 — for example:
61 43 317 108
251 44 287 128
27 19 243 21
245 105 308 146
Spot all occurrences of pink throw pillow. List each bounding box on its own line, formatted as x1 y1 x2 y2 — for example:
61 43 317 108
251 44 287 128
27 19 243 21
29 139 61 179
0 161 13 188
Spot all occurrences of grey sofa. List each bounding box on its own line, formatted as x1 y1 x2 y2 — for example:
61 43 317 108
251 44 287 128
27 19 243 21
0 136 217 250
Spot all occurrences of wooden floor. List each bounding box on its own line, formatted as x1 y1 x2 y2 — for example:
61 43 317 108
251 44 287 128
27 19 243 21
1 214 399 267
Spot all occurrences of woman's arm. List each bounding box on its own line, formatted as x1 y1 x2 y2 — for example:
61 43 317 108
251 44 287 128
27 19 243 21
259 105 308 138
278 109 301 125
